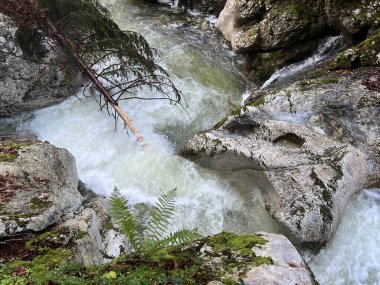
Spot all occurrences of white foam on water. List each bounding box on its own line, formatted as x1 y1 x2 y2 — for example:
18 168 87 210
206 15 218 24
308 188 380 285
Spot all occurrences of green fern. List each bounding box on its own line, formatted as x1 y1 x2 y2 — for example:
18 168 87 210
109 188 201 255
109 187 143 252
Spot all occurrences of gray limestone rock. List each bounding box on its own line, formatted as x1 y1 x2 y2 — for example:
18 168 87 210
215 0 380 83
0 140 82 236
245 70 380 185
59 198 130 267
244 232 317 285
182 113 368 245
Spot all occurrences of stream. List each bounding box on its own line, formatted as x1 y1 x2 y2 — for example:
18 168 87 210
8 0 380 284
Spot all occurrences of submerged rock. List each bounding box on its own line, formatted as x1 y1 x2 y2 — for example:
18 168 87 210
182 113 368 246
0 13 81 116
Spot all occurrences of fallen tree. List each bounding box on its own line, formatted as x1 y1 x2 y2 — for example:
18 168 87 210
0 0 183 146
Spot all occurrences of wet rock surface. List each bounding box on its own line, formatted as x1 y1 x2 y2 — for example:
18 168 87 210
178 0 227 15
246 67 380 185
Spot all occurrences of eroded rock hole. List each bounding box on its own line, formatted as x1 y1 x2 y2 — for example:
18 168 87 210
272 133 305 148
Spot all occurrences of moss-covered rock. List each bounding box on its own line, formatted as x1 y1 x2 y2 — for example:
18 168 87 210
331 28 380 69
0 232 317 284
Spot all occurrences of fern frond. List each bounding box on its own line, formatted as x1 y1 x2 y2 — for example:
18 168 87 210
130 203 150 238
147 189 177 242
147 229 201 254
109 187 143 252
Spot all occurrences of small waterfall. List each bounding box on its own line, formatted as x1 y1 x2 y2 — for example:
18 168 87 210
261 36 344 89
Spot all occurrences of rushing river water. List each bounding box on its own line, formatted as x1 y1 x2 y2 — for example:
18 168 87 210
17 0 280 237
7 0 380 284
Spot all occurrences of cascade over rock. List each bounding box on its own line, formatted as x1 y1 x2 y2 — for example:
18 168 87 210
215 0 380 83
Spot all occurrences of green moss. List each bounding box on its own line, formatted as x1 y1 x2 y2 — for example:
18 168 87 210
30 197 52 209
249 96 266 107
230 106 248 117
0 153 17 162
3 247 74 273
254 256 273 266
213 106 247 129
331 28 380 69
1 232 274 285
207 232 267 252
26 230 60 250
318 77 339 84
287 3 300 15
0 141 33 162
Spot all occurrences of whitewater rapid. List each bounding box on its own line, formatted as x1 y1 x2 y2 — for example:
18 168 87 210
17 0 279 237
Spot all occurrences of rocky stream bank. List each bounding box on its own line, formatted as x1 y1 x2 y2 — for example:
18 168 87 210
1 0 379 284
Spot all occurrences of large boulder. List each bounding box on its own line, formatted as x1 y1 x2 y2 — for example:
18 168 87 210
0 140 83 236
182 113 368 246
0 14 81 116
0 139 130 266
